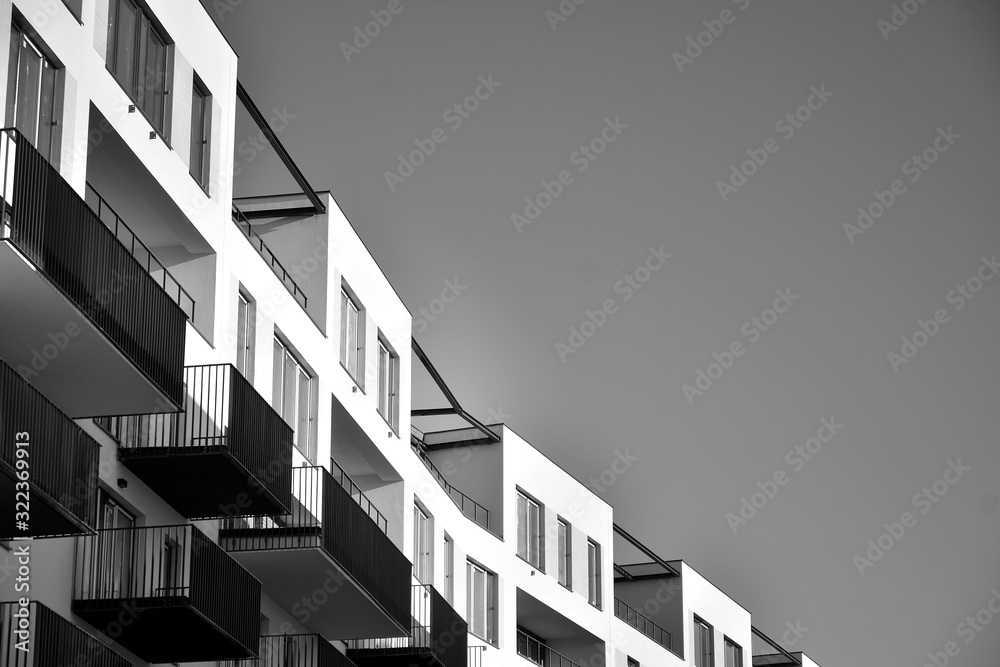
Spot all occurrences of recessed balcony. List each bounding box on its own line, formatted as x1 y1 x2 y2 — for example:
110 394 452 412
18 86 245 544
107 363 293 519
347 584 468 667
219 464 411 640
0 600 132 666
0 128 187 417
0 359 99 540
72 524 261 663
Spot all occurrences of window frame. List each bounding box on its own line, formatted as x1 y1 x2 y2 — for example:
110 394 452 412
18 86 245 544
376 334 399 433
412 503 432 584
724 637 742 667
587 538 602 608
694 616 715 667
189 74 212 192
557 517 572 589
236 289 255 382
106 0 172 140
339 286 365 389
272 335 317 463
443 533 454 604
516 489 544 571
466 559 498 645
6 20 63 165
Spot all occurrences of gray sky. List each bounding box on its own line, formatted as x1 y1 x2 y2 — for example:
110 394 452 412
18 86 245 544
205 1 1000 664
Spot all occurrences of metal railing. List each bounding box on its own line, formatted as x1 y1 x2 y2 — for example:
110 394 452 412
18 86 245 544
468 645 486 667
73 524 260 655
1 359 99 538
220 465 411 632
410 433 492 533
0 601 132 667
329 458 388 533
516 630 581 667
85 181 195 320
232 203 307 308
101 364 293 517
222 634 356 667
0 127 186 406
347 584 467 667
614 597 673 651
752 626 801 665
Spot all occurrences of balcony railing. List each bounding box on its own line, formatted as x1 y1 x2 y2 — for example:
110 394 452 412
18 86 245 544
614 597 673 652
84 182 195 320
348 584 468 667
105 363 293 518
232 203 307 308
0 127 186 409
220 465 411 635
1 601 132 667
0 359 99 539
752 626 801 666
73 524 260 662
516 630 580 667
468 645 485 667
411 433 492 534
223 634 358 667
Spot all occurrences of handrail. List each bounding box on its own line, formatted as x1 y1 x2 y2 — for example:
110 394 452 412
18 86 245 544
329 458 388 534
614 597 673 652
231 203 307 308
85 181 195 320
516 630 580 667
410 434 492 533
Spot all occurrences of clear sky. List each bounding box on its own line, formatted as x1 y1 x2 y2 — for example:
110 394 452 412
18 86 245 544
203 1 1000 664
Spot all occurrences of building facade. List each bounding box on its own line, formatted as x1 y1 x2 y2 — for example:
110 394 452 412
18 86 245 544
0 1 823 666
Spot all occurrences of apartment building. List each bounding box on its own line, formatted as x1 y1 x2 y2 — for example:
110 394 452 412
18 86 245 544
0 1 824 666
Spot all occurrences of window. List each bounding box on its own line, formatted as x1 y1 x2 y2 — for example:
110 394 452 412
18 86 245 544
236 290 255 381
517 628 546 665
443 534 454 604
627 658 640 667
377 336 398 431
587 539 601 608
695 617 714 667
516 490 544 570
107 0 170 137
467 560 497 644
6 22 61 162
340 287 364 386
413 504 432 584
724 638 742 667
97 489 135 598
190 77 211 190
557 518 571 588
272 336 317 462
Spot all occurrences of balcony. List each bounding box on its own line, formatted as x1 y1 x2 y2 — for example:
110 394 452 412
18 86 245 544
0 600 132 667
107 364 293 518
0 128 187 417
0 360 100 539
411 433 493 535
752 626 802 666
614 597 676 654
347 584 468 667
224 634 358 667
233 204 307 309
516 630 580 667
219 464 411 639
72 524 261 663
468 646 485 667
